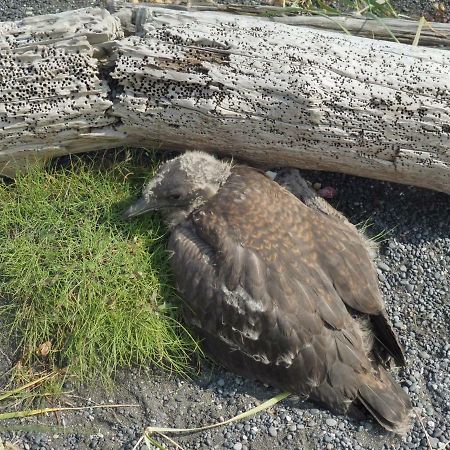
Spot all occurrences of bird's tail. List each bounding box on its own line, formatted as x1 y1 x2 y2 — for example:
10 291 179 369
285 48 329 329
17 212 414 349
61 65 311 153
357 366 412 434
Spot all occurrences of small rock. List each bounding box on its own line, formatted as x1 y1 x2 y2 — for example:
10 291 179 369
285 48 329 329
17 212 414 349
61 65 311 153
428 437 439 448
377 262 391 272
233 443 242 450
268 426 277 437
326 418 338 427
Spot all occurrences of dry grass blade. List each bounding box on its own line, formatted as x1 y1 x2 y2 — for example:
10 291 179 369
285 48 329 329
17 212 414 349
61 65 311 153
0 403 137 421
412 16 426 46
0 373 57 402
0 439 21 450
139 391 291 450
417 413 433 450
143 435 169 450
158 433 186 450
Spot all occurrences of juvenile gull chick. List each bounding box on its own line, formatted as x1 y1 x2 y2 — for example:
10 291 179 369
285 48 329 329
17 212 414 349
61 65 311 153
123 151 411 433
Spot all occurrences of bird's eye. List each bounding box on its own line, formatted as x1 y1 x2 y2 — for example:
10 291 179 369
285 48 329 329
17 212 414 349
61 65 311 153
169 194 181 201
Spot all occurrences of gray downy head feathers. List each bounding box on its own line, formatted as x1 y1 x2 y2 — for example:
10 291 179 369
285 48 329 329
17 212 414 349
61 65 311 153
122 151 232 227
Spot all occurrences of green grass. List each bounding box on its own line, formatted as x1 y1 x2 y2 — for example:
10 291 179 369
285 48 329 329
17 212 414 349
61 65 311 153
356 217 394 245
0 153 200 387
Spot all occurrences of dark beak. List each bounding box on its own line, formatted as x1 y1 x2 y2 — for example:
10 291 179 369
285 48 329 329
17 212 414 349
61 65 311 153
122 196 159 219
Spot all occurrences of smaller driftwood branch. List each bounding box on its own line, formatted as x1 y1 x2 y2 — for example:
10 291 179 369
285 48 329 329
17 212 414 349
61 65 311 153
107 1 450 49
269 12 450 48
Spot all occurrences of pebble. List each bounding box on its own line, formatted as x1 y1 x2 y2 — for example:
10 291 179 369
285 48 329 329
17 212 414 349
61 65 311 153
233 443 242 450
326 418 337 427
377 261 391 271
378 272 386 282
268 426 277 437
429 437 439 448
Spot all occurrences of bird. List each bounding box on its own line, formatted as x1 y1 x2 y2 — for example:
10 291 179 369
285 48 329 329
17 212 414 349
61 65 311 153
123 151 412 433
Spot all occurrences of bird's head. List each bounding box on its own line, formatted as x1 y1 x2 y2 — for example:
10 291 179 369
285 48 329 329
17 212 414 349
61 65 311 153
123 151 232 227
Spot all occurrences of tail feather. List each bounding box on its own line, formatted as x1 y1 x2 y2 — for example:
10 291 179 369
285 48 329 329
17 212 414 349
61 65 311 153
371 312 406 366
358 366 412 434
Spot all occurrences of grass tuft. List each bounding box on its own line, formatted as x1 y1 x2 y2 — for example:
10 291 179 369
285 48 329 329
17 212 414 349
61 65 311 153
0 153 200 386
355 217 393 245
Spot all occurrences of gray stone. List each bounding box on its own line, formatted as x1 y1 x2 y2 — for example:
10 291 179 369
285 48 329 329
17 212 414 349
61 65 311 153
377 262 391 271
326 418 338 427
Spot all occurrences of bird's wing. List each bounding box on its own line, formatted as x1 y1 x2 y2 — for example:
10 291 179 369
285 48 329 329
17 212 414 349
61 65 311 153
236 168 403 364
300 194 405 366
169 220 347 393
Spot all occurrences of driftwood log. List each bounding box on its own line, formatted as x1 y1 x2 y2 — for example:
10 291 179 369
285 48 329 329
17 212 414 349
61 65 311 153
0 5 449 194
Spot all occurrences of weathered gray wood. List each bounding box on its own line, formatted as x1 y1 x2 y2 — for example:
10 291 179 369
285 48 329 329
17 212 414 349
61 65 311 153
0 8 124 176
0 6 449 194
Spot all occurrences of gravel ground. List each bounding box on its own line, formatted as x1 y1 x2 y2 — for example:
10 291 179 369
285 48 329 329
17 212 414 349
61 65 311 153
1 2 449 450
0 0 104 20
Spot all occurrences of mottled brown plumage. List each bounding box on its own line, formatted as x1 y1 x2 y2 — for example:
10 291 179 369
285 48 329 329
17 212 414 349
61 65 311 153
123 151 412 433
